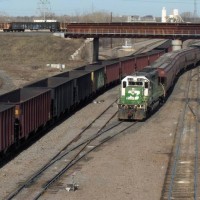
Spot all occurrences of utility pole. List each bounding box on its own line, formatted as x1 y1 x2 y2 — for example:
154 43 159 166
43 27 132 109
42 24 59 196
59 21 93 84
38 0 51 21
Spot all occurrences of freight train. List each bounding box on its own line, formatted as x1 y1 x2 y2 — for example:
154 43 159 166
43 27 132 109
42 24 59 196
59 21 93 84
118 46 200 120
0 40 171 156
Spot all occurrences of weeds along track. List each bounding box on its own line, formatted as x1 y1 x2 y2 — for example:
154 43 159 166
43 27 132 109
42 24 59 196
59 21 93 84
5 98 137 200
161 66 200 199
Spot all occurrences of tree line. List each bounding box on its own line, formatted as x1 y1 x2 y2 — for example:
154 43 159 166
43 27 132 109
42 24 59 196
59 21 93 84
0 11 199 23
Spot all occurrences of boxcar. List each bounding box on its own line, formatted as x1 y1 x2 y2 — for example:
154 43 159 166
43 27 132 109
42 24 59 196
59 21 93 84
0 88 51 140
24 77 74 118
0 104 15 153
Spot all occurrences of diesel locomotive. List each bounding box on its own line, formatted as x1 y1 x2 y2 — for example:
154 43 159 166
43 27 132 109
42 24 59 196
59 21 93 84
118 46 200 120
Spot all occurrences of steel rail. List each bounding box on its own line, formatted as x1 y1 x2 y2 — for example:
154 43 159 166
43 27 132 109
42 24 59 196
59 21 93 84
33 121 136 200
131 39 166 55
194 66 200 199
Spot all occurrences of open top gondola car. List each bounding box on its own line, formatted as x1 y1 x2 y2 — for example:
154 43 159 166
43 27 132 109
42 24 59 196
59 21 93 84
0 104 15 154
75 63 105 94
24 77 74 118
54 70 92 105
0 88 51 141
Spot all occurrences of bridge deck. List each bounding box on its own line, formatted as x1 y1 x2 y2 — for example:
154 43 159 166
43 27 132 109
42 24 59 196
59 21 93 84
64 22 200 39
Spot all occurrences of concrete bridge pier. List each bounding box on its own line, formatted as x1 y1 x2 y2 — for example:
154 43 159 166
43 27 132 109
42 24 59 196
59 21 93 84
93 38 99 62
172 40 182 51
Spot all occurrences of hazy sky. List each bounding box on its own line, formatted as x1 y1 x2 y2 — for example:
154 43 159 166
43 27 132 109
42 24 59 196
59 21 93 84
0 0 197 17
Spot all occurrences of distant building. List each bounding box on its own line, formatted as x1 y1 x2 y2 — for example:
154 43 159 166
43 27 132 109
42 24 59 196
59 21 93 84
127 15 140 22
127 15 156 22
141 15 156 22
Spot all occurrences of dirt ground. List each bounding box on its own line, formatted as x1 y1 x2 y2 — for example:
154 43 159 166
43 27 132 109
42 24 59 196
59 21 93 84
0 33 88 93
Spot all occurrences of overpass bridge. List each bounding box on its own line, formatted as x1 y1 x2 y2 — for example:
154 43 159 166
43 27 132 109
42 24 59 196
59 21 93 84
64 22 200 61
64 22 200 39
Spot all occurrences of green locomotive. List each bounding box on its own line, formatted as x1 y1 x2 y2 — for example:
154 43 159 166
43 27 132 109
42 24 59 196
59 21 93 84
118 67 165 120
118 46 200 120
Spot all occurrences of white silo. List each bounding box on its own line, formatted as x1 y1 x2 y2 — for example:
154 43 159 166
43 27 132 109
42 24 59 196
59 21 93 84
173 9 179 16
162 7 167 22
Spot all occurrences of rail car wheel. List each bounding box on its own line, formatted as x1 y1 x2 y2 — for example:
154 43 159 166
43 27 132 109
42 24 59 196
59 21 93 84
146 107 152 118
159 96 165 105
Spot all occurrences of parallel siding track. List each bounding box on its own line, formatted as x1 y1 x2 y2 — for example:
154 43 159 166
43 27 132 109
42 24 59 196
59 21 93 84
161 66 200 199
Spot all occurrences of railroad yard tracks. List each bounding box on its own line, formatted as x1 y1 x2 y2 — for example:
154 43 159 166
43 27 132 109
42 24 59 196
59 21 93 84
161 66 200 199
132 39 166 55
5 98 136 200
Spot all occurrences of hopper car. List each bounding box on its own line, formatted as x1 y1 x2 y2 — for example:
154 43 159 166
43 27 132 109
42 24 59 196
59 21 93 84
0 40 171 156
0 22 61 32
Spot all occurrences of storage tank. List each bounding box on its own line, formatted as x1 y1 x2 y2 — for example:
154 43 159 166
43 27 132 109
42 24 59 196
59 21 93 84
173 9 179 16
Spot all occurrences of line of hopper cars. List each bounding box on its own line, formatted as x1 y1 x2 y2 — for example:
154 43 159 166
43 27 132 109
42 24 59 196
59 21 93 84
0 40 171 156
118 45 200 120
